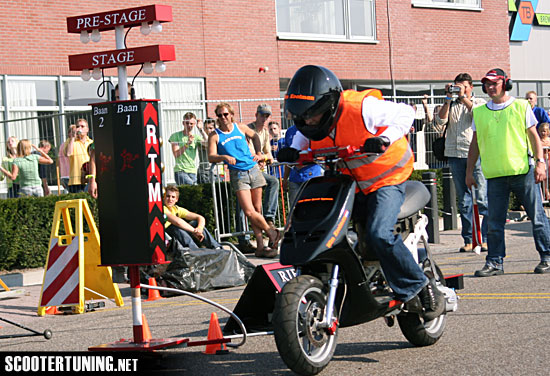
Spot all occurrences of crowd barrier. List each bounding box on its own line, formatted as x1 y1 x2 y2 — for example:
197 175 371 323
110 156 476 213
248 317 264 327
209 162 289 243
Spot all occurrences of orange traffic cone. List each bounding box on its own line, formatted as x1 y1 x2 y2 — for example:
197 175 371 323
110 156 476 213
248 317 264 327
141 314 152 342
203 312 227 354
45 306 61 315
145 277 164 301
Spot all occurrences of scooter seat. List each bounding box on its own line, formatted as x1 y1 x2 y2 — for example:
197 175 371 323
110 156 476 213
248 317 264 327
397 181 430 219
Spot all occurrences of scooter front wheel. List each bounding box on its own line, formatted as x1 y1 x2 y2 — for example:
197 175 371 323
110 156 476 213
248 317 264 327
273 275 338 376
397 263 447 346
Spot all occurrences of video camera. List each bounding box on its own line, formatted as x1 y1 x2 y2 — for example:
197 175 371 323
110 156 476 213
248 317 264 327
448 85 461 93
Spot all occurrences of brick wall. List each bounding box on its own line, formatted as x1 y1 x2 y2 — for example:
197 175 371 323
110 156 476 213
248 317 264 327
0 0 509 120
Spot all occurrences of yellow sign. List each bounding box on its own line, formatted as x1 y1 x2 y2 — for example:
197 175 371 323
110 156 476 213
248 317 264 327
37 199 124 316
536 13 550 26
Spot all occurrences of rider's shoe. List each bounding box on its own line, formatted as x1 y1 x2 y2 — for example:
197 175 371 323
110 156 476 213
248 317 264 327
534 261 550 274
474 264 504 277
418 279 445 321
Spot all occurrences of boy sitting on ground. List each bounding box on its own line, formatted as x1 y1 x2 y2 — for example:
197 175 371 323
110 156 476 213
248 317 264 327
163 185 222 250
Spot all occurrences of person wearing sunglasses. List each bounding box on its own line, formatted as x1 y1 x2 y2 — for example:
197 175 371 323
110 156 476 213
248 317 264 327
208 102 281 258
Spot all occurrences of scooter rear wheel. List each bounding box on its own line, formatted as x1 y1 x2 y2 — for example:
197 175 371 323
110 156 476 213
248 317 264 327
397 264 447 346
273 275 338 376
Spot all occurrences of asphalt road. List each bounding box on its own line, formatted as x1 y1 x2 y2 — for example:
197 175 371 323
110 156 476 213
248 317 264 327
1 220 549 375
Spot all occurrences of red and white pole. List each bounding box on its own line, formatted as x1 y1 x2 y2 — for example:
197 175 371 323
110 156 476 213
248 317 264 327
128 265 146 343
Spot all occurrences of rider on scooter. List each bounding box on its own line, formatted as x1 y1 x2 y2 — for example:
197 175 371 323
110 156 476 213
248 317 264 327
279 65 444 321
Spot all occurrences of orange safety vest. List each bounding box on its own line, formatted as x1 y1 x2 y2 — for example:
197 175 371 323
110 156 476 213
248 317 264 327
311 89 413 195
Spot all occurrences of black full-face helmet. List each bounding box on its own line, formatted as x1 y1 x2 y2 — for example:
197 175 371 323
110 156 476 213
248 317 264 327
284 65 343 141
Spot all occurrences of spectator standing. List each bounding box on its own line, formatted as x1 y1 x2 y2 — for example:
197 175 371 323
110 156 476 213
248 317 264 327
1 136 20 198
37 140 51 196
208 102 281 258
65 118 93 193
282 124 323 208
0 139 53 197
198 117 217 184
204 117 217 135
169 112 208 185
538 123 550 200
467 68 550 276
435 73 488 253
525 91 550 127
246 104 280 226
268 120 285 178
86 141 97 198
58 125 76 192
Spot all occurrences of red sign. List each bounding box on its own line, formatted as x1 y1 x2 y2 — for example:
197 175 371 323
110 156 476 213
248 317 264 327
519 1 535 25
68 44 175 71
67 5 172 33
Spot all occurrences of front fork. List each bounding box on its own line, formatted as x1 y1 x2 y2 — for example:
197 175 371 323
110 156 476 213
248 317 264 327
404 214 439 282
318 264 340 334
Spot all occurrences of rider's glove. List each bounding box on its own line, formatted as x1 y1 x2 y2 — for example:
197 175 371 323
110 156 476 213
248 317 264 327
277 147 300 163
361 136 390 153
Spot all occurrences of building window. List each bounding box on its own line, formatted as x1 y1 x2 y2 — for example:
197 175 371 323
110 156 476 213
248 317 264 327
412 0 482 11
276 0 376 42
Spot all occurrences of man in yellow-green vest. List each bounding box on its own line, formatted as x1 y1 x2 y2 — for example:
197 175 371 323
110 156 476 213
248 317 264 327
466 68 550 277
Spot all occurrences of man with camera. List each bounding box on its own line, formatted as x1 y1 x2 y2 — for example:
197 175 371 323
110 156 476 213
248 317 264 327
65 118 93 193
435 73 488 253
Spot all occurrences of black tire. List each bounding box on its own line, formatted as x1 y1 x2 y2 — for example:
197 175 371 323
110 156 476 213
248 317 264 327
43 329 52 340
397 263 447 347
273 275 338 376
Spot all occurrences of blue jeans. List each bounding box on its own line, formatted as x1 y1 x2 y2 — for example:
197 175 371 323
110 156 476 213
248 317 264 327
356 183 428 302
68 184 86 193
448 157 488 244
175 171 197 185
7 183 20 198
166 220 221 250
262 172 279 222
485 166 550 268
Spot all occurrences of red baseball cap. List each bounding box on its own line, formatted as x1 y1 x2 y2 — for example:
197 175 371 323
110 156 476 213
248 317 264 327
482 68 507 83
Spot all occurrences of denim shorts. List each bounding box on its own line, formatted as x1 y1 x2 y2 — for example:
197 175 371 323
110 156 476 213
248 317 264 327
229 164 266 192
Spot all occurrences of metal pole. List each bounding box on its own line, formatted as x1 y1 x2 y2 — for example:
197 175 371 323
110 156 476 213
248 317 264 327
115 25 128 101
442 167 457 230
422 171 440 244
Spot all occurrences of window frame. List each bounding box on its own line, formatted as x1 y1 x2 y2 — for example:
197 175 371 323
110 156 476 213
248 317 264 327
411 0 483 12
276 0 378 44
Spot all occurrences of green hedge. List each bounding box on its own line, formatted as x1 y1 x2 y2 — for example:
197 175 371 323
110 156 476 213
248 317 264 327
0 193 98 271
0 184 217 272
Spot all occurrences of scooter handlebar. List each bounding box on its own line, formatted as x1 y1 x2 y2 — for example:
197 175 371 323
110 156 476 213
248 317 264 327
296 146 376 165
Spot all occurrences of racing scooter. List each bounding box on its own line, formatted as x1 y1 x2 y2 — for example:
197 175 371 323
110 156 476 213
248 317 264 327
272 146 458 376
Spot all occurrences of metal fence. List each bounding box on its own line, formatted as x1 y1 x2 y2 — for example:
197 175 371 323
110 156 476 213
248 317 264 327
3 95 550 242
0 110 94 196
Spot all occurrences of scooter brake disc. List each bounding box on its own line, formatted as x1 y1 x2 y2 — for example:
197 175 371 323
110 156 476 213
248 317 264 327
305 302 329 347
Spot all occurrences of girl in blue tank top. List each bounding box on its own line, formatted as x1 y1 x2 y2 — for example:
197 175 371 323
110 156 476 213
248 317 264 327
207 102 282 259
214 124 256 171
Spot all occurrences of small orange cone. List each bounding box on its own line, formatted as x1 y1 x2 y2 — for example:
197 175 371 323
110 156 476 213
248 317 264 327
203 312 227 354
45 306 61 315
141 314 152 342
145 277 164 301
